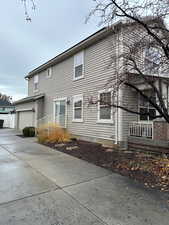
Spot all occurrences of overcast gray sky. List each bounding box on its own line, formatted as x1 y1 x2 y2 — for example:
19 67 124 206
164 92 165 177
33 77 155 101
0 1 100 101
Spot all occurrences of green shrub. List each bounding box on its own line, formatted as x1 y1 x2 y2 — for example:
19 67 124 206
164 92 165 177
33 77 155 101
23 127 35 137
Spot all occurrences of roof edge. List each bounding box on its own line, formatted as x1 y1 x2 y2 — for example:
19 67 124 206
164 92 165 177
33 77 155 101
14 94 45 105
25 16 164 79
25 23 123 78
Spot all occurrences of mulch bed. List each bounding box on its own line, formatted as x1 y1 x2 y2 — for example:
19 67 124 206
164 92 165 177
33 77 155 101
43 139 169 192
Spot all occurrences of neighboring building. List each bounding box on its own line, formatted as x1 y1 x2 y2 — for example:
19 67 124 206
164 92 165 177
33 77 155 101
0 99 14 114
14 18 169 148
0 98 15 128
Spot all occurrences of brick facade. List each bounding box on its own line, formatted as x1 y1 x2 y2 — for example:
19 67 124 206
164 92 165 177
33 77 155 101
153 120 169 141
128 136 169 154
128 120 169 153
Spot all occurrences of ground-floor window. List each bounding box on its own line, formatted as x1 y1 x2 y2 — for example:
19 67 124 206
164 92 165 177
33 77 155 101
73 95 83 122
139 89 156 121
98 90 113 123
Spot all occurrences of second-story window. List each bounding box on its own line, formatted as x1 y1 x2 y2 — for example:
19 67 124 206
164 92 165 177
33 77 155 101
46 67 52 78
34 75 39 91
144 47 160 75
74 51 84 80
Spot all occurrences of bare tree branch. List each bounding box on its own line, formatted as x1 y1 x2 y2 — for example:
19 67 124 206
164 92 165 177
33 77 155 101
21 0 36 22
88 0 169 123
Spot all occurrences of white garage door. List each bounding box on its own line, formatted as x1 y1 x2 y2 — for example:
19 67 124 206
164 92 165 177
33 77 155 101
0 114 15 128
18 111 35 130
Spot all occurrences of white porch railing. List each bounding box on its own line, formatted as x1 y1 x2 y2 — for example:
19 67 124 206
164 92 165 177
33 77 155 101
129 122 153 139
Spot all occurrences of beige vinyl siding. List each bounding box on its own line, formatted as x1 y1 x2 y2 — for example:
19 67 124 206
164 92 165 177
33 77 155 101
19 21 165 145
26 24 145 143
120 86 138 143
120 25 149 142
122 24 157 73
28 33 119 141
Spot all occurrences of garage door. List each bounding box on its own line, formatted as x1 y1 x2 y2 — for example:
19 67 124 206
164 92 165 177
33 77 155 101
18 111 35 130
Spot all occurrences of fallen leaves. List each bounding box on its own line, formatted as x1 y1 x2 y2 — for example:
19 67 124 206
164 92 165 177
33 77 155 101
43 139 169 192
114 153 169 191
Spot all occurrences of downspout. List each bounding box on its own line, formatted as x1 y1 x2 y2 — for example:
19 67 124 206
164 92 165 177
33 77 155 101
115 27 123 146
66 98 69 129
167 83 169 112
115 32 119 144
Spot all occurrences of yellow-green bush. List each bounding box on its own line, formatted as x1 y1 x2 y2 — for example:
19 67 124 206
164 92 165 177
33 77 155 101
37 123 70 144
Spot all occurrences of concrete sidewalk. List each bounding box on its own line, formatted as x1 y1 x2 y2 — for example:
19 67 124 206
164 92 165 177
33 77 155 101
0 129 168 225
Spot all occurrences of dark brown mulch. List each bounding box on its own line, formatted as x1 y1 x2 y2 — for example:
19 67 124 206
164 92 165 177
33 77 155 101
43 139 169 192
45 140 117 166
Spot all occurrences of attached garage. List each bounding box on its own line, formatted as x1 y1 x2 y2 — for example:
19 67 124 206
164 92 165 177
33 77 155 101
14 94 45 130
17 110 35 130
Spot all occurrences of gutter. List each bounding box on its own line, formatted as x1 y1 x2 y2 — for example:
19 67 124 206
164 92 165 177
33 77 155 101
14 94 45 105
16 108 35 112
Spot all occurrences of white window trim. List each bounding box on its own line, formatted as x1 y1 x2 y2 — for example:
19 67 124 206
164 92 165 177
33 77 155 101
72 94 83 122
16 108 34 112
53 97 68 128
33 75 39 92
73 51 84 81
144 49 159 76
143 47 169 77
97 89 114 124
138 91 156 122
46 67 52 78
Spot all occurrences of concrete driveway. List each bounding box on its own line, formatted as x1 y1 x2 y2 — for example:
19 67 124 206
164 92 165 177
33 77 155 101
0 129 169 225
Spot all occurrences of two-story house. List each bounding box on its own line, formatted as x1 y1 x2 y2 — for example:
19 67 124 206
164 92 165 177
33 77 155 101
14 18 169 149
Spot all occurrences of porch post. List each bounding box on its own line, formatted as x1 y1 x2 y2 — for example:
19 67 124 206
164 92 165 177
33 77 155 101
118 88 123 143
